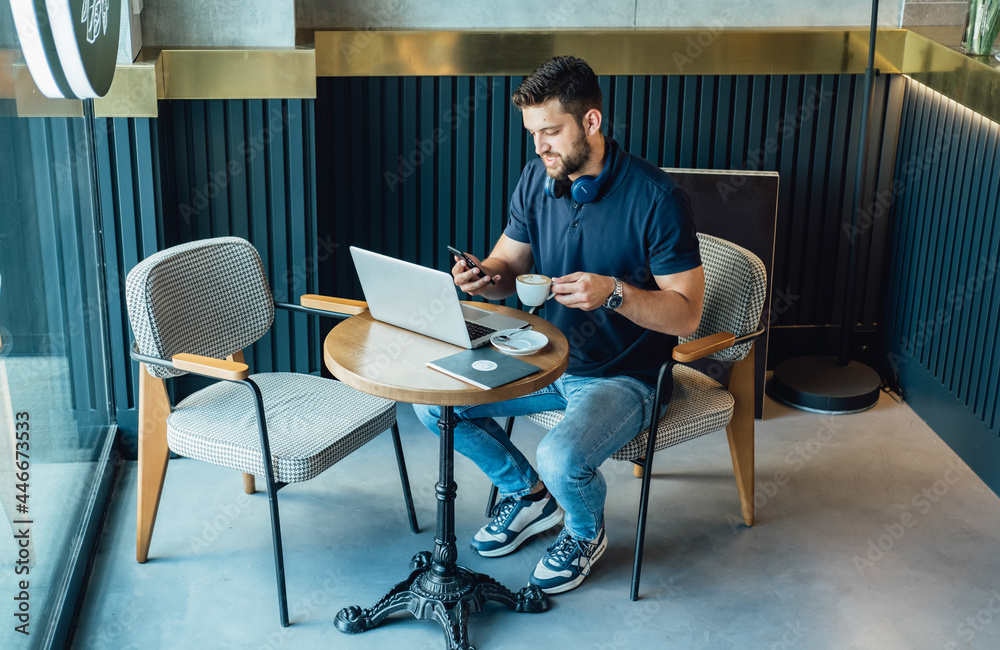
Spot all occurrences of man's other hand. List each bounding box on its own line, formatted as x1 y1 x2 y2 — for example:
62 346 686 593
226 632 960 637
551 272 615 311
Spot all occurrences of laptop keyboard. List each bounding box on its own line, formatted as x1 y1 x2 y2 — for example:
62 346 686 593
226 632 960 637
466 321 497 341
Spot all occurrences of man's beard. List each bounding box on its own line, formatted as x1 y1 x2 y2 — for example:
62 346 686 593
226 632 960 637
546 129 592 180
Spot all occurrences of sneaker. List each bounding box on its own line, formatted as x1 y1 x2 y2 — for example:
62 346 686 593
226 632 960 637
529 526 607 594
471 493 564 558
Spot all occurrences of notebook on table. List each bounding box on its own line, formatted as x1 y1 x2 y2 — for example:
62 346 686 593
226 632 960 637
350 246 529 348
426 347 540 390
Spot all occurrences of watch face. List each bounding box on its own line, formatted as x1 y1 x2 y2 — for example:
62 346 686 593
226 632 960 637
605 278 623 309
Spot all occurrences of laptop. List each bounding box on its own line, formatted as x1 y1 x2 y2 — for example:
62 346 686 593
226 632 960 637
350 246 529 348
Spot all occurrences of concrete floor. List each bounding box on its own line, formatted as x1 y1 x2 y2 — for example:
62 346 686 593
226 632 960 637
73 389 1000 649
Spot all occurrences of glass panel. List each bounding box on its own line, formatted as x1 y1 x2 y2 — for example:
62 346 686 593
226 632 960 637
0 6 114 647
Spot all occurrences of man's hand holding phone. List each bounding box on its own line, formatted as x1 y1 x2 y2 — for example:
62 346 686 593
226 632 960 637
448 246 498 295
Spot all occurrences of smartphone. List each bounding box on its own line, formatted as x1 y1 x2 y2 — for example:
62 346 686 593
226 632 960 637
447 245 496 285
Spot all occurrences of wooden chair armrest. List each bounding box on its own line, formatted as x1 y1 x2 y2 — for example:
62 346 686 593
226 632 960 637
299 294 368 316
171 353 250 381
672 332 735 363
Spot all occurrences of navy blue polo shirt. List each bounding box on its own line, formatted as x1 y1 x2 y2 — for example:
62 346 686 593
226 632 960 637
504 139 701 386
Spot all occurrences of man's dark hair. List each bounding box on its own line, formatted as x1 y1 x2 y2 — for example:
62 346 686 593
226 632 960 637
512 56 602 123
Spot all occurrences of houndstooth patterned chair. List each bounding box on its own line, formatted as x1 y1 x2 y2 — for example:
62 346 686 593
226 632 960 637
489 233 767 600
125 236 419 627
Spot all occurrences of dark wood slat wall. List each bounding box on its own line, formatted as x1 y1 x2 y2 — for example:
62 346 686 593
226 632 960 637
316 74 897 332
99 100 322 442
885 78 1000 441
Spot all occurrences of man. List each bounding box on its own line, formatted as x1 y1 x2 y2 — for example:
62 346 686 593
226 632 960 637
414 55 704 594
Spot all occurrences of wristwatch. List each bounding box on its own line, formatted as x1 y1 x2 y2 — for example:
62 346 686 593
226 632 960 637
604 276 624 310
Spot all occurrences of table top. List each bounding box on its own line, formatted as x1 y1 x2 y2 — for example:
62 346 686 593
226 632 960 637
324 301 569 406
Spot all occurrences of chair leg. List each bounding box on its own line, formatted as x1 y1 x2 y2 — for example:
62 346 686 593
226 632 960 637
390 422 419 534
631 363 672 602
485 416 516 517
262 469 289 627
631 452 655 602
242 377 290 627
137 365 171 564
633 461 644 478
725 347 756 527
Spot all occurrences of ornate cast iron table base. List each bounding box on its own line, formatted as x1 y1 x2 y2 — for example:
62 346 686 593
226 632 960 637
335 551 548 649
334 406 549 649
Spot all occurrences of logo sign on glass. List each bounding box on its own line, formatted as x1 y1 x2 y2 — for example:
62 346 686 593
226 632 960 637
9 0 122 99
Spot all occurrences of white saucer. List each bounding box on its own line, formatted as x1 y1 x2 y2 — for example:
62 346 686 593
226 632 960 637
490 329 548 356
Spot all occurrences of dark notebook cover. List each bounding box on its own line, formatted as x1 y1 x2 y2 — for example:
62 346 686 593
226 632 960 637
426 347 541 390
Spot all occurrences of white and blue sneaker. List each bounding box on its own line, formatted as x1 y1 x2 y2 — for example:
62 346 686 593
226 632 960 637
529 526 607 594
471 493 563 558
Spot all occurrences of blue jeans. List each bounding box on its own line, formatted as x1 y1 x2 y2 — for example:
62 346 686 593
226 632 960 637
413 373 670 541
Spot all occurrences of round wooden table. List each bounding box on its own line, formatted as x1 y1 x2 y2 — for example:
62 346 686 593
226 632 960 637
324 302 568 649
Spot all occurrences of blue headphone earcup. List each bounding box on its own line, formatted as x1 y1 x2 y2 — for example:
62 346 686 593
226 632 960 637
570 175 601 204
545 176 569 199
569 139 618 204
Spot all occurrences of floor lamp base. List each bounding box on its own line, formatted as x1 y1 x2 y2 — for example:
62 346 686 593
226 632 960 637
768 355 882 414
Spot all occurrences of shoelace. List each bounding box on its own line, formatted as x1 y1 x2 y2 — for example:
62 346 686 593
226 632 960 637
546 530 590 568
487 496 519 531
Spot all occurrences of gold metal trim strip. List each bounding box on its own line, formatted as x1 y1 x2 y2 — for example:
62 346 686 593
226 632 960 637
94 63 158 118
7 29 1000 122
13 63 84 118
312 29 908 77
0 50 18 99
153 48 316 100
901 30 1000 124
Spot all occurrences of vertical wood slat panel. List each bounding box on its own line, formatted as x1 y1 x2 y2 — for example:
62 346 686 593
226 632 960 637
966 132 1000 417
99 116 159 428
938 108 975 387
927 100 965 377
952 112 988 398
974 125 1000 426
104 98 320 437
419 77 437 269
885 78 1000 439
903 83 938 355
314 73 891 331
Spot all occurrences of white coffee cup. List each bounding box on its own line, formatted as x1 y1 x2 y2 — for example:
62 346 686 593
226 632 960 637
516 274 555 307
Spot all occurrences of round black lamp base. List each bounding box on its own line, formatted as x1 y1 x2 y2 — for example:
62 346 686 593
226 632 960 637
768 355 882 414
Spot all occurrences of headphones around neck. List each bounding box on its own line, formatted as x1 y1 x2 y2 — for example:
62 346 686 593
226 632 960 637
544 138 619 204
